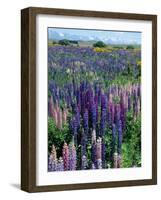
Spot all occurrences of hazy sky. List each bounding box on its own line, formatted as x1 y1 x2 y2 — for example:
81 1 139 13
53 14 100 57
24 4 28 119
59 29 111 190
48 27 141 44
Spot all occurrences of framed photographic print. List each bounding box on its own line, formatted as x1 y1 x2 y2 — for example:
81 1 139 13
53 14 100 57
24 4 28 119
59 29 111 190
21 7 157 192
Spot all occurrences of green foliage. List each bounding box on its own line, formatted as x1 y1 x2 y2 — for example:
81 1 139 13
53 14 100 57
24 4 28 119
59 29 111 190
58 39 70 46
48 117 72 157
93 41 106 48
48 90 52 98
126 45 135 50
121 111 141 168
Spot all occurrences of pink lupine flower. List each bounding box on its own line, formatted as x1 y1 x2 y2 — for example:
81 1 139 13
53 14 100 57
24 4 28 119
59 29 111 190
55 101 59 112
51 144 57 161
49 96 54 116
53 109 58 125
62 109 68 124
57 109 62 129
62 143 69 170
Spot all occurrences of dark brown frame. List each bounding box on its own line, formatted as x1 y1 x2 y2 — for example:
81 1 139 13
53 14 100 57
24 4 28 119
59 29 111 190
21 7 157 193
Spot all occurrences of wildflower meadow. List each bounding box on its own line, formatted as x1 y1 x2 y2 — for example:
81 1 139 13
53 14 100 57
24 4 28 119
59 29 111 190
48 28 141 172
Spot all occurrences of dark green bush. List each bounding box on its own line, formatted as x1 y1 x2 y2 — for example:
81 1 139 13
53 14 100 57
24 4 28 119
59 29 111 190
93 41 106 48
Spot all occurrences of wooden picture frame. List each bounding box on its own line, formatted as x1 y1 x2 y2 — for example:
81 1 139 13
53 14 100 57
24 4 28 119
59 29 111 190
21 7 157 192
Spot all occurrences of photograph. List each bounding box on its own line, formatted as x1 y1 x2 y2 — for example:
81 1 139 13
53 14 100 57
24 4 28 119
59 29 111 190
48 28 142 172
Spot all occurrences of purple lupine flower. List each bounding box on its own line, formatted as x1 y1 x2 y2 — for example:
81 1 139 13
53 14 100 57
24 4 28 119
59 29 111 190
48 144 58 171
56 157 64 171
101 94 107 110
128 94 131 111
69 142 77 170
75 106 80 129
48 155 57 171
107 101 112 126
112 124 116 156
91 103 97 129
83 109 89 135
81 130 87 157
100 108 106 136
80 91 85 115
98 88 102 106
48 155 52 171
120 103 125 131
62 143 69 170
114 104 120 126
117 120 122 155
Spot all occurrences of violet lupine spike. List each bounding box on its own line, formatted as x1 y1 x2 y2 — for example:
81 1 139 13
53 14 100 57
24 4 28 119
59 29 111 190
80 92 85 115
112 124 116 154
56 157 64 171
48 145 58 171
62 143 69 171
51 157 57 171
117 120 123 155
48 155 57 171
101 94 107 110
107 101 112 126
75 106 80 129
69 142 77 170
91 103 96 129
81 130 87 157
128 94 131 111
71 117 78 145
120 103 125 132
100 108 106 136
114 104 120 125
83 109 89 135
76 90 81 105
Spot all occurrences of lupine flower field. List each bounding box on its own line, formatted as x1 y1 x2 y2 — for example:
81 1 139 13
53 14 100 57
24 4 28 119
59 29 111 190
48 29 141 172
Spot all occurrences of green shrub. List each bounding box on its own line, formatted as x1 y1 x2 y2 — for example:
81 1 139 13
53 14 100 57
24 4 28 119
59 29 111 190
93 41 106 48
